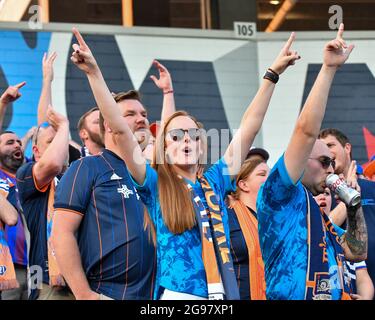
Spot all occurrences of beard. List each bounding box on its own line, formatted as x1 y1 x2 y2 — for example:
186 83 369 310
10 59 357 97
0 151 24 173
87 129 105 148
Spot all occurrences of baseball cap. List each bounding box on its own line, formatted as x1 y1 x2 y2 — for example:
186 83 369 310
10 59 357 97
246 147 269 161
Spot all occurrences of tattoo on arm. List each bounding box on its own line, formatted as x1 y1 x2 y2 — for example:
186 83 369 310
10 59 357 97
344 204 368 257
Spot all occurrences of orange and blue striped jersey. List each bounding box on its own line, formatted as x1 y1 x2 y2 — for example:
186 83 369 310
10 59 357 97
0 169 27 267
54 149 156 300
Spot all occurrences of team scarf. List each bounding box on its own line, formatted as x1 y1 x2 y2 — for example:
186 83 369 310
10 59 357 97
185 176 240 300
303 187 352 300
229 200 266 300
0 221 19 290
47 179 66 287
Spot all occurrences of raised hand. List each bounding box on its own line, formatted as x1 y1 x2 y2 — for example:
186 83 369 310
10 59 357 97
42 52 57 82
46 105 68 131
0 82 26 106
323 23 354 69
150 60 173 92
70 28 98 74
346 160 361 192
269 32 301 75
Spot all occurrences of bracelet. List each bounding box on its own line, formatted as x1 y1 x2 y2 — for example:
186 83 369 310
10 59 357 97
163 90 174 95
263 70 279 84
267 68 279 76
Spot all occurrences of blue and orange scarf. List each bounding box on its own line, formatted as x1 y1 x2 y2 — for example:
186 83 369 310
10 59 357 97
186 176 240 300
0 221 19 291
304 187 352 300
229 199 266 300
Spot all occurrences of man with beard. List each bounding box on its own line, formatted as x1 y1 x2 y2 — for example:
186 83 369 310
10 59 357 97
77 107 104 157
319 128 375 299
52 88 156 300
0 131 28 300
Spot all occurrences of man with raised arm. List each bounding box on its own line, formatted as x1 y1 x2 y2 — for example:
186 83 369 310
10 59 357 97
257 24 367 300
16 107 73 300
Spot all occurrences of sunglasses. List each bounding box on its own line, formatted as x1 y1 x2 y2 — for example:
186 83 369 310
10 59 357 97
167 128 202 142
34 122 50 145
309 156 336 170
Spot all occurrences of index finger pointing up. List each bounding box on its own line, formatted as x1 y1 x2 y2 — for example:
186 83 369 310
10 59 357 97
283 32 296 51
14 81 26 89
336 23 344 39
72 27 87 48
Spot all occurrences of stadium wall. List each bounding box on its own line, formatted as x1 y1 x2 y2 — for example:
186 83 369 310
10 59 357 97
0 22 374 165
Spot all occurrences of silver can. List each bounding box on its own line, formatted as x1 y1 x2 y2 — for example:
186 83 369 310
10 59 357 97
326 174 361 207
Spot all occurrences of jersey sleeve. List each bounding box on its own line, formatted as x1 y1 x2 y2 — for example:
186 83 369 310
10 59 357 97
54 159 93 216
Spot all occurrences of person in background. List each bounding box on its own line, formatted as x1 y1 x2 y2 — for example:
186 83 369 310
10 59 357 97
16 107 73 300
319 128 375 298
0 188 19 298
0 131 29 300
227 147 270 300
77 107 104 157
314 174 374 300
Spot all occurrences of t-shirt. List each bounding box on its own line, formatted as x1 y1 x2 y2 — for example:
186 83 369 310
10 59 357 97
227 206 257 300
16 161 54 295
345 260 367 294
54 149 156 300
132 158 234 299
0 169 27 266
257 154 345 300
358 178 375 297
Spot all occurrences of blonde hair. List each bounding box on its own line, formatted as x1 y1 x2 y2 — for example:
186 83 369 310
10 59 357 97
150 111 206 234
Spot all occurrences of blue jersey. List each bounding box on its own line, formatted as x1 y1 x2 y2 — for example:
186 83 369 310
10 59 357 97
358 178 375 297
0 169 27 266
16 162 53 290
257 155 345 300
54 149 156 300
132 158 234 299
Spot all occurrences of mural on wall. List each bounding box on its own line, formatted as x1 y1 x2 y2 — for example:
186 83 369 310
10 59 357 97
0 29 257 163
302 63 375 164
0 29 374 165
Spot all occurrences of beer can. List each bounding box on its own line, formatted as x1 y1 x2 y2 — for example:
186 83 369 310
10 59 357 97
326 174 361 207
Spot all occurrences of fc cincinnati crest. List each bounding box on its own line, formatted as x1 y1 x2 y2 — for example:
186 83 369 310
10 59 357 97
313 273 332 300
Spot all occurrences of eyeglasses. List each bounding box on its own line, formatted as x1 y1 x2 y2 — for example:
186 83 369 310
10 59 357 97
34 122 50 145
167 128 202 142
309 156 335 170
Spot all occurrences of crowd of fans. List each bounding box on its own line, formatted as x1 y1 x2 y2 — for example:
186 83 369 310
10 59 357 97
0 24 374 300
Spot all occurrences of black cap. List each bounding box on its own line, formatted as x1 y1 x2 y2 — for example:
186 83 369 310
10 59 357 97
246 147 269 161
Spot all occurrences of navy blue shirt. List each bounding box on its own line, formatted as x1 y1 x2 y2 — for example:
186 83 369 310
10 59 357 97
54 149 156 300
228 206 257 300
358 178 375 298
16 161 52 296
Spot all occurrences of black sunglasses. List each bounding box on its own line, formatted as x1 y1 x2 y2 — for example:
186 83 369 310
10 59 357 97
167 128 202 142
309 156 336 170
